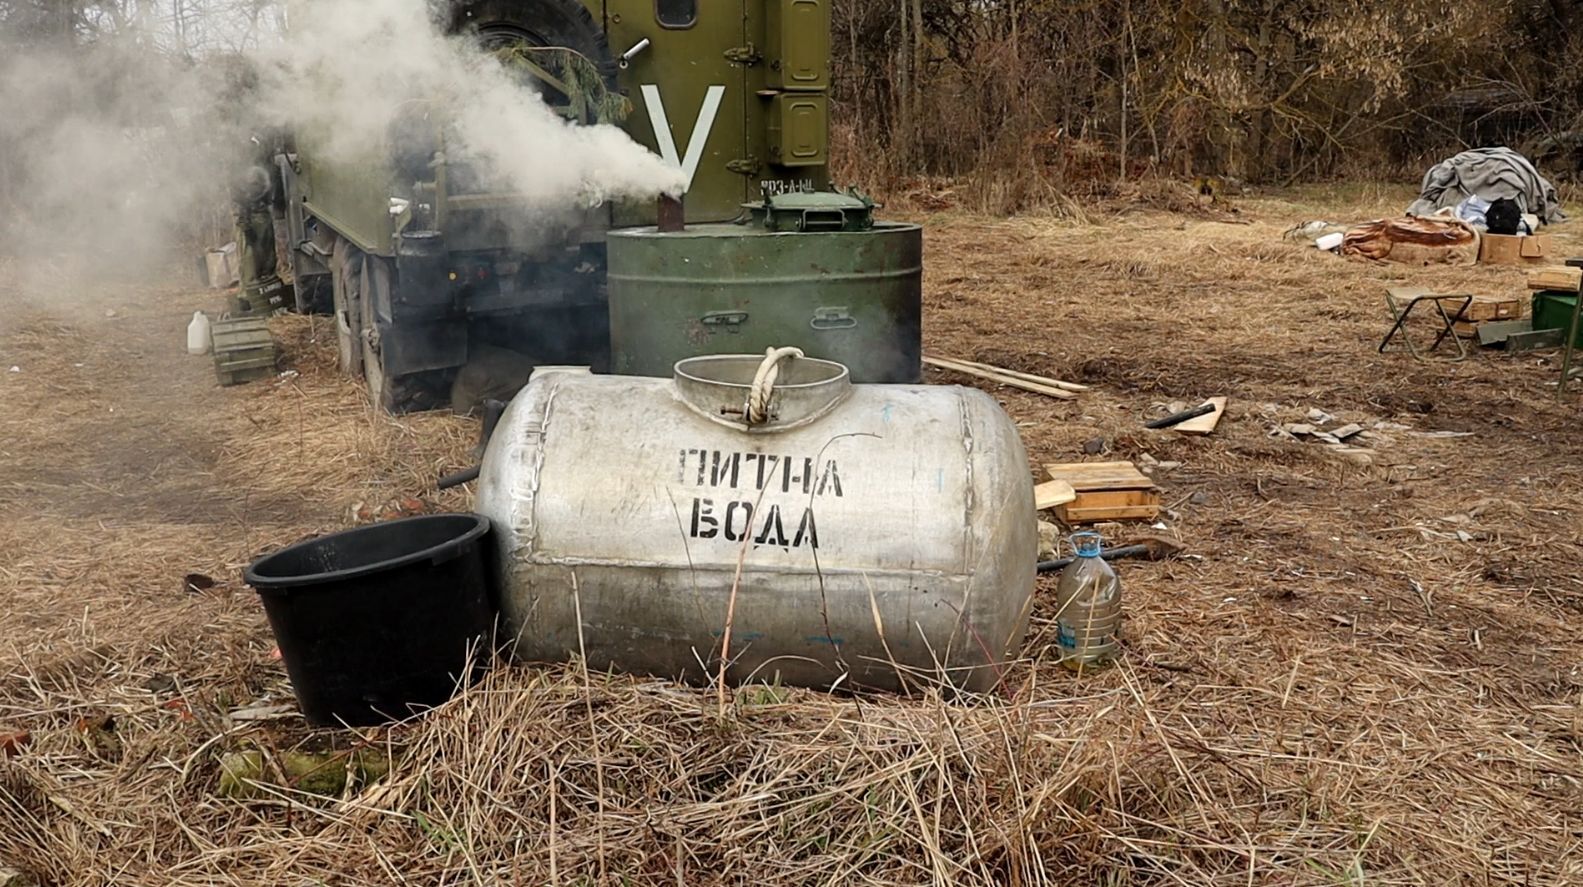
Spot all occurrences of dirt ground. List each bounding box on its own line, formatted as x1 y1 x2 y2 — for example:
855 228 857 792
2 186 1582 885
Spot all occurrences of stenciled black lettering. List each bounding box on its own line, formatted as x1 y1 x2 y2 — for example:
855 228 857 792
710 451 741 488
747 453 772 490
792 508 819 549
817 460 844 498
723 501 754 542
690 498 719 539
753 505 790 547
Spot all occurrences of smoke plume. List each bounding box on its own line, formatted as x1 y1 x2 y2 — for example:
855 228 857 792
0 0 685 282
256 0 685 207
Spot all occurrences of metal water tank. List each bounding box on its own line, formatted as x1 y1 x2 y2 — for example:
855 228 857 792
606 194 924 385
474 352 1035 692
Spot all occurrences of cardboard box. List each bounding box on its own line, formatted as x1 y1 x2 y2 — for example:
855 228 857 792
203 242 239 289
1480 232 1554 266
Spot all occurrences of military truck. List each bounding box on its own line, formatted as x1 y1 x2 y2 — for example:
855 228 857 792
278 0 922 412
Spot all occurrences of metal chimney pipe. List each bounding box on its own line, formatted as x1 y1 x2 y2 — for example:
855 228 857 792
657 194 685 232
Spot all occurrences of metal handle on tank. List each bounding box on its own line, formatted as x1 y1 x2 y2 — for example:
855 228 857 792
810 307 857 330
671 351 852 431
701 310 749 331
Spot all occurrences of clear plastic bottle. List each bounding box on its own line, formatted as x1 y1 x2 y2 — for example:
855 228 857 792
1054 531 1122 671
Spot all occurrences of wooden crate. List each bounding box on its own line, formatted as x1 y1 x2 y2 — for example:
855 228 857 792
1527 266 1582 293
1448 294 1525 337
211 316 278 387
1460 294 1523 323
1043 461 1160 524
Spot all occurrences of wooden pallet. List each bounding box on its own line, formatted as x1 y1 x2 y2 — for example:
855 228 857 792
1042 461 1160 523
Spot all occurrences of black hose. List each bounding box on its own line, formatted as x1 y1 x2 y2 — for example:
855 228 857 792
1036 543 1153 573
437 465 481 490
1145 401 1217 430
438 399 509 490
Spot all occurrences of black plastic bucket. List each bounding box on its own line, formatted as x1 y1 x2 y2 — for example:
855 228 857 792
245 513 495 726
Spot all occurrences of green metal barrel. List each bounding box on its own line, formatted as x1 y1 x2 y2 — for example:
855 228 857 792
607 216 923 384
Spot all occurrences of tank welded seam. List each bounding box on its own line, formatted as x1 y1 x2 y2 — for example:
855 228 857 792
950 389 978 665
520 557 950 580
957 389 976 574
521 377 561 559
606 270 918 285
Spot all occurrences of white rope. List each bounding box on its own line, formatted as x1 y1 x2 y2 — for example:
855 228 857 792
745 346 804 425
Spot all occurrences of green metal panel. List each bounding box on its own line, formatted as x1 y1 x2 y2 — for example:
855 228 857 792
607 0 749 226
767 0 830 91
606 222 923 383
299 147 396 256
1533 291 1583 347
767 94 828 167
744 2 831 197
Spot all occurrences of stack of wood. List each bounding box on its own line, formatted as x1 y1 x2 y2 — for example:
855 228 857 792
1040 461 1161 524
923 357 1087 400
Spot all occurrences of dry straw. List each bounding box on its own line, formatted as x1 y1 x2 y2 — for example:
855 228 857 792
3 203 1583 885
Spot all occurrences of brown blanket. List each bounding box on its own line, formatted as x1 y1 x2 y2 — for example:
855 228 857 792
1340 215 1480 265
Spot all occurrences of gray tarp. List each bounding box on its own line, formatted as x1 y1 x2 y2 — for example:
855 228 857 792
1406 147 1566 225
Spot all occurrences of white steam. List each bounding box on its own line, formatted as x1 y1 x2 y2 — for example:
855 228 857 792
258 0 685 206
0 0 684 281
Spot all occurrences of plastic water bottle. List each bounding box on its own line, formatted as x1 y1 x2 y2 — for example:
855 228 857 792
1054 531 1122 671
187 311 211 355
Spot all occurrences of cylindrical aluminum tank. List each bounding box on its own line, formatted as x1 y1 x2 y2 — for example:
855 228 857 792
474 354 1035 692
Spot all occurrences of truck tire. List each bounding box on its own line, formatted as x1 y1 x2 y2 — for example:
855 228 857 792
448 0 617 87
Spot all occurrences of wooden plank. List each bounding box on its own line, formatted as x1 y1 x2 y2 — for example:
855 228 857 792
1054 489 1161 524
1043 461 1156 491
922 357 1076 399
1034 480 1077 510
1042 461 1139 478
949 358 1089 392
1059 504 1163 523
1173 397 1227 434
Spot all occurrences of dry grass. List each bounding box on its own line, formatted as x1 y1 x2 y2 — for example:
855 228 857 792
3 192 1583 885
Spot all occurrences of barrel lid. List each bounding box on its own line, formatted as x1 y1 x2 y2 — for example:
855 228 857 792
743 190 876 233
673 354 852 431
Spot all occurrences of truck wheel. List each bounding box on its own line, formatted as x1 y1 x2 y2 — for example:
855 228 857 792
329 238 363 378
448 0 617 89
295 274 333 315
359 253 439 413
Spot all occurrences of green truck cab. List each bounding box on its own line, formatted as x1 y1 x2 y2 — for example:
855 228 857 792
281 0 920 411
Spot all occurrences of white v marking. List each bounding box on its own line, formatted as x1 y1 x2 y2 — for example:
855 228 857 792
641 84 726 193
